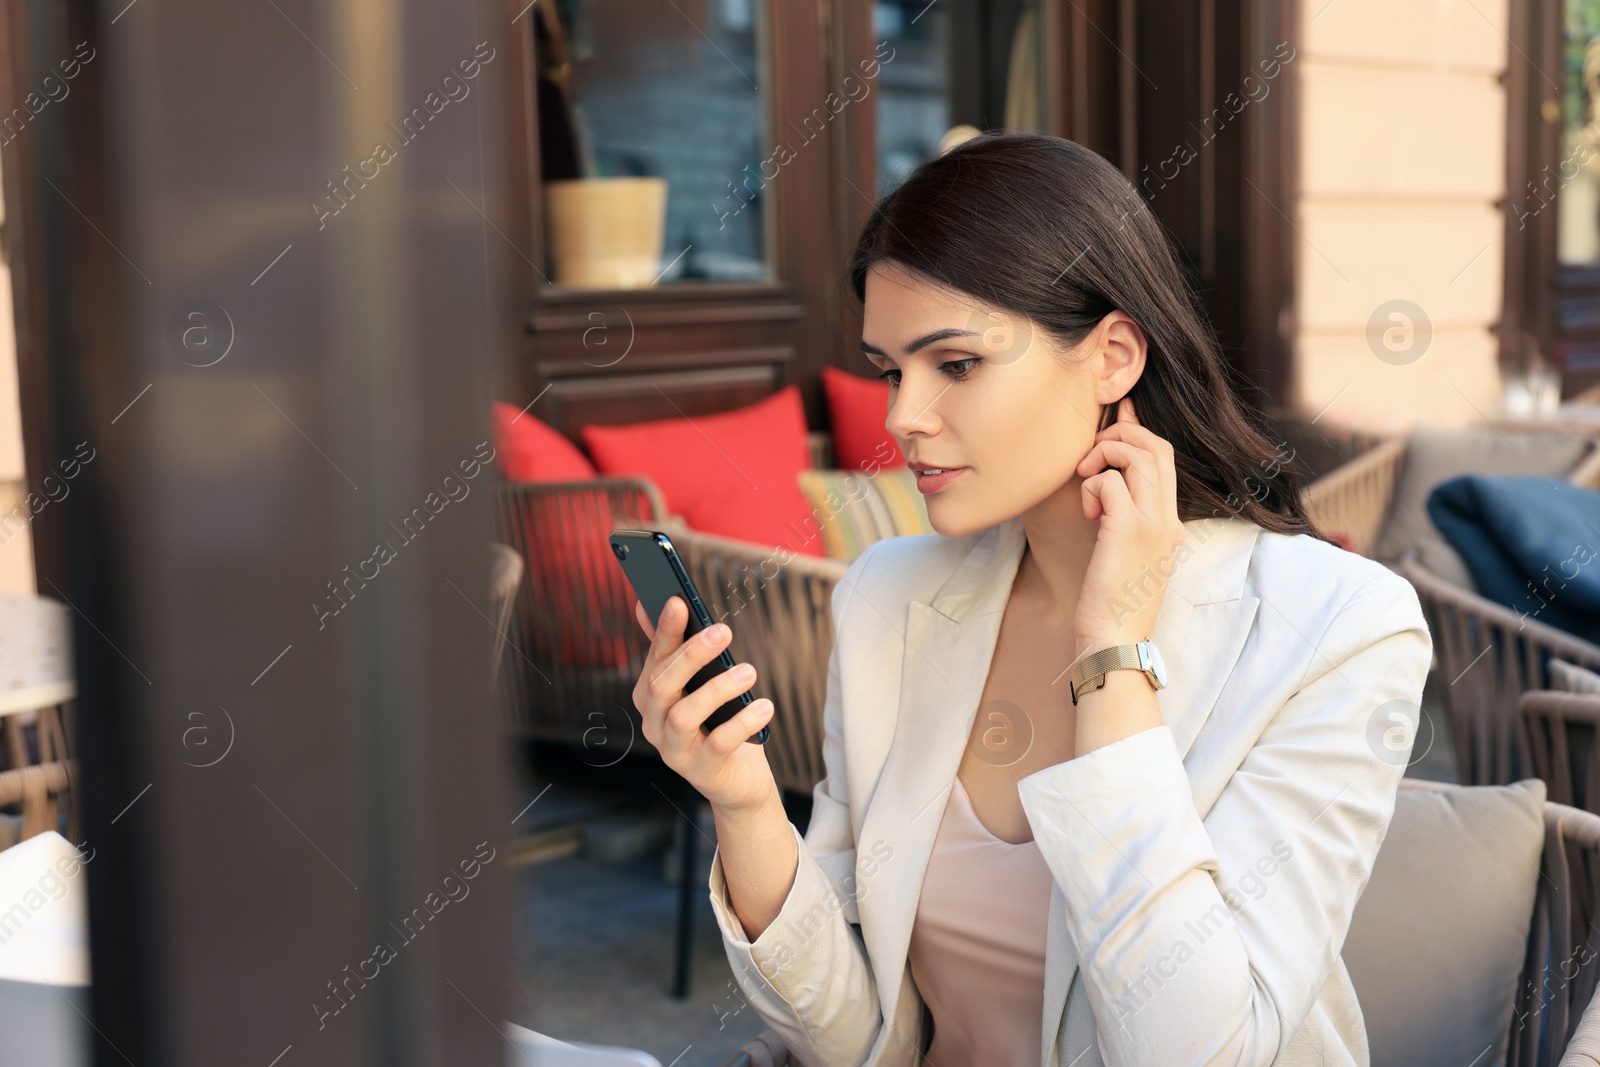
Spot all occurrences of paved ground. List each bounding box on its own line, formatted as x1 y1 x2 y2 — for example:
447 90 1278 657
510 848 766 1067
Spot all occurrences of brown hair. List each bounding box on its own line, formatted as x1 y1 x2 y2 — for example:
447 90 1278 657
847 132 1332 544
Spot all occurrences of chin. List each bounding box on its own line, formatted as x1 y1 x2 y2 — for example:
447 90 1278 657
924 497 1012 540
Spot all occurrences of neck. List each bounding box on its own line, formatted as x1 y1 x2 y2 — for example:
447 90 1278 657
1014 476 1098 617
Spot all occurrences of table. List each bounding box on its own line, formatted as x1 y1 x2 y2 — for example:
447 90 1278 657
0 594 75 768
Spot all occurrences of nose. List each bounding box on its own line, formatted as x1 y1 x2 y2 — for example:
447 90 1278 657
885 370 946 441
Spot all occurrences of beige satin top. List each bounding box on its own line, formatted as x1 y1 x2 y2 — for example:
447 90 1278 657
906 776 1056 1067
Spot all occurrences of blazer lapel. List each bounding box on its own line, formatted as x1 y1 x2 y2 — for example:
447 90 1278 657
852 514 1265 1066
857 518 1029 1041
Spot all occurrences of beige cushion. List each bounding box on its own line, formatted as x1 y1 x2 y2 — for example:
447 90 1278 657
1343 778 1545 1067
1552 659 1600 696
1373 426 1592 589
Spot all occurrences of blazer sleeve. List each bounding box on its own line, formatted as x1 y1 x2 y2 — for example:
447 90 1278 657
1017 570 1433 1067
706 542 915 1067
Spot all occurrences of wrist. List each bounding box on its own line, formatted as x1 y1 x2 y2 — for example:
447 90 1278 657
710 782 784 823
1074 629 1148 654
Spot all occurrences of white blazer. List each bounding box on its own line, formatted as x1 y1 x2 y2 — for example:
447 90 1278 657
708 513 1434 1067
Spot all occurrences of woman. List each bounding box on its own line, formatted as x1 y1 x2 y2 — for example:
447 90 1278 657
631 133 1432 1067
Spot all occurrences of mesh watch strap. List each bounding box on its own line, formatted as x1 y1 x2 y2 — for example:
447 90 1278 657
1068 643 1145 705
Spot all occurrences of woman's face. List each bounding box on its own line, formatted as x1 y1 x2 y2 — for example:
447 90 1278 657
860 261 1147 538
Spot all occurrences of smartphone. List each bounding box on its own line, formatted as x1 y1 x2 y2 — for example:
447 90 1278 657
609 529 769 745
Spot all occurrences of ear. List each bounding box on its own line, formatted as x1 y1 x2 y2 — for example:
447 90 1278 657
1091 311 1148 406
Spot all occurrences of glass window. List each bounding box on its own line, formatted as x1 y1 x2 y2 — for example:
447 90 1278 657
873 0 1044 196
1557 0 1600 265
538 0 771 287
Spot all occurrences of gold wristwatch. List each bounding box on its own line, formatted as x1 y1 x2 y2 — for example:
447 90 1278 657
1068 639 1168 705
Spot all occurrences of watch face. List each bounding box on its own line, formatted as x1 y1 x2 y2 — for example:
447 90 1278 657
1140 641 1169 687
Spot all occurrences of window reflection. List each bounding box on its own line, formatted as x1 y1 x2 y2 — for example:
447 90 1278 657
873 0 1043 196
1558 0 1600 265
539 0 770 287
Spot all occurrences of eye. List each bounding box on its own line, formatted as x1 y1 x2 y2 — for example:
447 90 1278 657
875 358 980 385
941 358 979 381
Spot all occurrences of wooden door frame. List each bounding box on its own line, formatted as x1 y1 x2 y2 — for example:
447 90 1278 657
1505 0 1600 395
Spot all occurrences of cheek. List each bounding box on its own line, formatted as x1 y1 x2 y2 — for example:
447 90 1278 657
937 365 1093 520
996 365 1095 477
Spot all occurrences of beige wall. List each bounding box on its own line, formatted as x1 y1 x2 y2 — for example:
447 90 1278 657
1294 0 1509 431
0 152 34 595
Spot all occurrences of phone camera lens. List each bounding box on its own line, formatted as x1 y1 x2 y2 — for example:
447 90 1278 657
612 542 628 561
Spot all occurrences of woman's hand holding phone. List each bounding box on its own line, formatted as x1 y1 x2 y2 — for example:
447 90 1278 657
634 595 798 939
632 595 778 814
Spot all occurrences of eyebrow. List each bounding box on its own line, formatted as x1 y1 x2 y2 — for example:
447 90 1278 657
860 328 979 359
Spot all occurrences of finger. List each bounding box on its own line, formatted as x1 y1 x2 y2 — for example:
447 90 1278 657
1095 422 1176 510
1081 468 1134 523
1119 395 1140 425
705 697 776 756
1096 419 1172 458
656 595 685 635
649 619 733 702
1078 438 1161 506
644 596 689 669
666 660 759 738
636 598 697 718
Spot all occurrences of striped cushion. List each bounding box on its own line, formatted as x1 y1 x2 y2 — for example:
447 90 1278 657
795 467 934 561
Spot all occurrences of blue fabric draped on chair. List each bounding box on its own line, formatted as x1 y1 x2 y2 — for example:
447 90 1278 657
1427 475 1600 646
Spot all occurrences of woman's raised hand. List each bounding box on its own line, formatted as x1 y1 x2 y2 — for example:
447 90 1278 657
632 596 778 813
1072 395 1187 653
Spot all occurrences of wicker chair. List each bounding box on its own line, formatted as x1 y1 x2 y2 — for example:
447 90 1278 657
491 433 859 794
1524 793 1600 1066
1294 418 1600 786
1523 691 1600 812
1300 430 1411 559
1302 419 1600 562
491 476 666 749
1402 558 1600 786
0 759 78 844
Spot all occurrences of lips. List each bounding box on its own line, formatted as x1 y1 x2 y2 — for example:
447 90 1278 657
908 463 967 494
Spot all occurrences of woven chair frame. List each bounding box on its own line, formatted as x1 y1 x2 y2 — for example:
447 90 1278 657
491 477 666 751
1401 557 1600 786
0 758 78 842
1509 795 1600 1067
1524 692 1600 813
1300 431 1410 558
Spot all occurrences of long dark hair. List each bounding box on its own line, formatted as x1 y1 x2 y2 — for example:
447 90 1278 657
848 132 1332 544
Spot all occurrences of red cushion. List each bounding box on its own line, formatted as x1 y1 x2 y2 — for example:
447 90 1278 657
491 401 596 482
822 366 904 471
502 492 635 670
581 386 825 556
